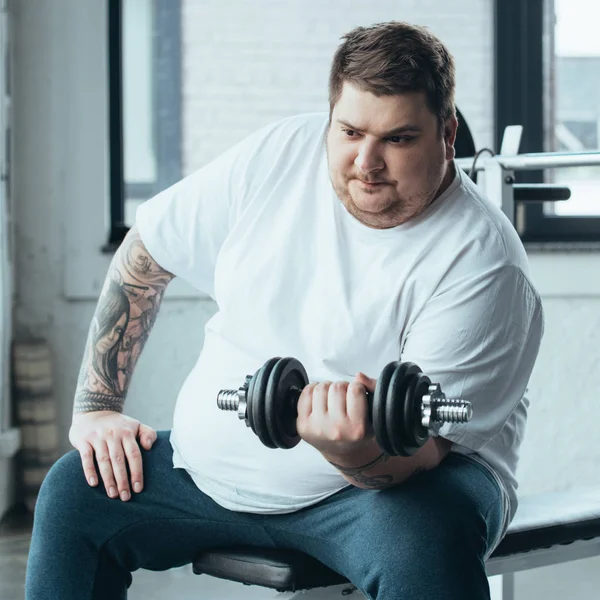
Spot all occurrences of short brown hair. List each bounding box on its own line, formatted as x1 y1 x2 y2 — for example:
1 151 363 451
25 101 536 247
328 21 456 130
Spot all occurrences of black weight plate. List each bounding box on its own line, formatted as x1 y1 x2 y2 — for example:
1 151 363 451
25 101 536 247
265 357 308 449
386 363 421 456
400 372 421 450
373 361 400 456
250 357 280 449
279 358 309 441
389 364 422 456
403 373 431 451
247 371 257 433
383 362 411 456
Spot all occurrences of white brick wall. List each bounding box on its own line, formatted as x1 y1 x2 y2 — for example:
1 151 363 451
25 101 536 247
181 0 494 174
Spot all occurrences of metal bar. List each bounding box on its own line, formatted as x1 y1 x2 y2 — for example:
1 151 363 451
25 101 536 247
480 159 515 223
485 537 600 576
456 151 600 172
273 586 363 598
502 572 515 600
513 184 571 202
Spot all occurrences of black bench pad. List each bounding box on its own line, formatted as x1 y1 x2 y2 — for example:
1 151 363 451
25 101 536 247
192 547 347 592
192 486 600 592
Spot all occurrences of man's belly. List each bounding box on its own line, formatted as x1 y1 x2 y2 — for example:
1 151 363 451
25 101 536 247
169 334 349 512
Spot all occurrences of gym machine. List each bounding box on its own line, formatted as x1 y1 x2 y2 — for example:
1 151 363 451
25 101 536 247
455 124 600 228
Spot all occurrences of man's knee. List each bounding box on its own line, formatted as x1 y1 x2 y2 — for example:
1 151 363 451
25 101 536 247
35 450 90 524
342 492 489 598
357 525 487 600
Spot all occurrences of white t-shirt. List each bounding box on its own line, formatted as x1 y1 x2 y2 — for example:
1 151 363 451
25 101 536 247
136 112 543 536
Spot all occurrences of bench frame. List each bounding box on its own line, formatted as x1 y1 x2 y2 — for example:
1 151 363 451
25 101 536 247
207 536 600 600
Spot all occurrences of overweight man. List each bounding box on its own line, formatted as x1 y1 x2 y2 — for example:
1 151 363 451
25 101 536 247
25 20 544 600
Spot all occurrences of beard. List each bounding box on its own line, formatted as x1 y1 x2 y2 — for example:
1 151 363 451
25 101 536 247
331 174 444 230
329 155 451 230
332 179 401 229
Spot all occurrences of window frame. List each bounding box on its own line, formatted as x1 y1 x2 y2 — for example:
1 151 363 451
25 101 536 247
106 0 182 251
495 0 600 243
108 0 600 246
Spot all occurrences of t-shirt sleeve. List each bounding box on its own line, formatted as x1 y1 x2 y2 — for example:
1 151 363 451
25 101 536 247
400 263 544 451
134 120 281 297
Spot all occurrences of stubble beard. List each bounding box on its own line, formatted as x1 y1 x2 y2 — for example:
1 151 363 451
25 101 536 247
333 177 438 230
331 158 450 230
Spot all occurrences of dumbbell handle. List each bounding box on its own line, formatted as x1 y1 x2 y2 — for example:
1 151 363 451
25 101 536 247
217 379 472 430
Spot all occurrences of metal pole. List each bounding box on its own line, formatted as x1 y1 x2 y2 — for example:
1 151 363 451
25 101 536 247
456 151 600 172
479 159 516 224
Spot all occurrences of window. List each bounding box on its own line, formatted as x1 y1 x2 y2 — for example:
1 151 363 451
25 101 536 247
495 0 600 242
106 0 182 251
550 4 600 217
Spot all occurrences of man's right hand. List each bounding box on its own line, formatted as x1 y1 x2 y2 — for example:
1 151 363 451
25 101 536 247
69 411 157 501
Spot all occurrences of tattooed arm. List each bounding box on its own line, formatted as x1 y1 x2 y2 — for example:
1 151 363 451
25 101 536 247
68 227 175 501
74 226 174 414
324 437 452 490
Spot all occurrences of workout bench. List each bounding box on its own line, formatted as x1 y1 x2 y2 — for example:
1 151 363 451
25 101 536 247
194 128 600 598
193 485 600 598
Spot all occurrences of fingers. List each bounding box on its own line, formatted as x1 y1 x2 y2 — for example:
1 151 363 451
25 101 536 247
70 414 155 501
296 379 373 450
90 430 138 501
76 441 99 488
311 382 331 418
299 381 352 419
326 382 349 423
296 383 316 421
122 429 144 494
104 432 132 501
355 372 377 393
91 438 119 499
138 424 157 451
346 381 370 426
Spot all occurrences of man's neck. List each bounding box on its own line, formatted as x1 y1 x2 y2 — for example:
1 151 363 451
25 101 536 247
437 160 456 199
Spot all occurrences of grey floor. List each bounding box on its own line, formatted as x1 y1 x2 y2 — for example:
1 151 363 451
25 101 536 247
2 503 599 599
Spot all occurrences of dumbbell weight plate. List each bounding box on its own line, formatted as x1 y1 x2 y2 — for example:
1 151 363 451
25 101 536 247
400 371 431 455
265 357 309 449
248 357 280 449
385 362 422 456
372 361 398 456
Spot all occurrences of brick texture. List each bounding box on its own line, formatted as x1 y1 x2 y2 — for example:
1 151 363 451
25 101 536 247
181 0 494 174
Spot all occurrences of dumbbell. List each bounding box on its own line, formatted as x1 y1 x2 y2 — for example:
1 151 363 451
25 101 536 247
216 357 472 457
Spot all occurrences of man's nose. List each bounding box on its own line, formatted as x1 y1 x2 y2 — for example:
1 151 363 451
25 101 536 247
354 141 384 175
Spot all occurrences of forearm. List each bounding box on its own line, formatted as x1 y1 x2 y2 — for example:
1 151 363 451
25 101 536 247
323 437 451 490
74 227 174 414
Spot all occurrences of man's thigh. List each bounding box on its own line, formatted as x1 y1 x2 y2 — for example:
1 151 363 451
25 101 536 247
264 452 504 600
98 430 276 571
30 430 273 573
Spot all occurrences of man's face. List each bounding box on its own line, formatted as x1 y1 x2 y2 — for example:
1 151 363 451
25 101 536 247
326 82 457 229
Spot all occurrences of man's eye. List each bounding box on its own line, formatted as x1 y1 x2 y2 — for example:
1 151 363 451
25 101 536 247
387 136 413 144
342 128 358 137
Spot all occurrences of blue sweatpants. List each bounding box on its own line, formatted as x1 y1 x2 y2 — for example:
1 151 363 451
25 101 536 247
25 430 504 599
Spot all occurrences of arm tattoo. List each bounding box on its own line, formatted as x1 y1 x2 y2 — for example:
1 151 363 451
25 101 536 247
74 232 172 414
328 454 429 489
328 452 395 489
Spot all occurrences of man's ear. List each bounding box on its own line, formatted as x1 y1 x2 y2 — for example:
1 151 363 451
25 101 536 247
444 116 458 161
